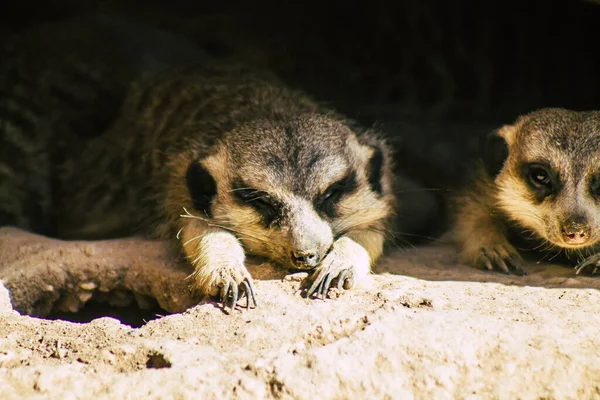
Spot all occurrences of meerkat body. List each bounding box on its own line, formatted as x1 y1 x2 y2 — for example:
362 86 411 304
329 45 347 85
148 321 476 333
56 62 396 308
448 108 600 275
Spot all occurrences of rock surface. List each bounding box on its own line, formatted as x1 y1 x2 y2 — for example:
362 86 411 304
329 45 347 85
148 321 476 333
1 227 600 399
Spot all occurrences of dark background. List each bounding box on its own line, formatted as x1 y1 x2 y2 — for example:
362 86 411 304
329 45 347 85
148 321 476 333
3 0 600 188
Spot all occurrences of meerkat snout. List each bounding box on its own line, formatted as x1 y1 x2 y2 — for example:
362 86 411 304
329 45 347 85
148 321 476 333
560 218 591 246
286 199 333 270
290 249 321 268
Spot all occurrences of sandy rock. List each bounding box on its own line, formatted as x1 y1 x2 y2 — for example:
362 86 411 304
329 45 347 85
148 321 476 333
1 227 600 399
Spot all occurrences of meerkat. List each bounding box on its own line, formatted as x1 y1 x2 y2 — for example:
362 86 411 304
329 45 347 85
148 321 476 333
448 107 600 275
54 61 396 310
0 14 205 234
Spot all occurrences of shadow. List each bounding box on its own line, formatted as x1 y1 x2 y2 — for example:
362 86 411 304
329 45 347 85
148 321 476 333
245 257 290 281
44 293 167 328
374 243 600 291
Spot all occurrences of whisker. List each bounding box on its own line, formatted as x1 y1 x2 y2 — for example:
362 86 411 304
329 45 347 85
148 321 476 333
535 241 558 262
180 207 271 244
386 237 412 251
333 216 439 249
493 201 546 224
395 237 415 250
389 231 440 242
530 241 549 251
180 207 203 220
372 227 416 249
183 234 203 247
547 247 563 262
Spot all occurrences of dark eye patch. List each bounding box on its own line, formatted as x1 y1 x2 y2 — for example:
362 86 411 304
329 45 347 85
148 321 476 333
186 160 217 217
232 181 282 227
521 162 559 202
314 171 358 219
590 175 600 198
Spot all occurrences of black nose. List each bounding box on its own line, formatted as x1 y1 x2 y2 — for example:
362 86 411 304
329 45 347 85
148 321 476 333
561 224 590 245
291 249 321 268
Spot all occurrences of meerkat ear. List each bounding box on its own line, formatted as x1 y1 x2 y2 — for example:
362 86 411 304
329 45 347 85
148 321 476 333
366 145 384 195
482 125 515 178
186 159 217 217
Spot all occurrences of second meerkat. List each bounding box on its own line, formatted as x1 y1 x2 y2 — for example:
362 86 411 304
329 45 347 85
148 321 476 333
56 62 396 309
448 108 600 275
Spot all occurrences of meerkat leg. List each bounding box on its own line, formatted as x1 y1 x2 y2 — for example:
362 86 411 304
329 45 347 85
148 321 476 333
180 219 257 310
307 229 384 298
450 189 526 276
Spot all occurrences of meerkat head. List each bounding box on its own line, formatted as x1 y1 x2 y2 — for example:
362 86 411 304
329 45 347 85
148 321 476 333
483 107 600 250
184 114 394 270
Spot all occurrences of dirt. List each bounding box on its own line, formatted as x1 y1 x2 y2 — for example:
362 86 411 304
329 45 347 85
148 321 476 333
1 226 600 399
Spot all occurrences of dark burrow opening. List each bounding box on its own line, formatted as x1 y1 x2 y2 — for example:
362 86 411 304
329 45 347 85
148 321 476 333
43 289 169 328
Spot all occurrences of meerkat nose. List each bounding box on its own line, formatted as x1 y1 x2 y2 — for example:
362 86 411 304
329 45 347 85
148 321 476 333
291 249 321 269
561 224 590 245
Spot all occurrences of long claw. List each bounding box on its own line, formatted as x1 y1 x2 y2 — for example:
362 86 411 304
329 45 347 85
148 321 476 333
220 282 231 304
241 281 251 309
507 256 526 276
343 270 354 290
317 274 329 297
246 278 258 308
322 272 336 298
229 281 238 311
307 270 325 298
575 255 600 275
482 256 494 271
496 258 510 274
479 250 526 276
337 270 348 290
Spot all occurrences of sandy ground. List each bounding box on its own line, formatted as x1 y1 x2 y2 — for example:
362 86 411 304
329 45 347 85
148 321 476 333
1 226 600 399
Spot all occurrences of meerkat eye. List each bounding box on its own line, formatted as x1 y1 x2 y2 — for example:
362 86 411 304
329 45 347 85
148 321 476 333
249 195 278 217
315 172 358 218
320 186 339 202
528 164 552 189
233 187 280 225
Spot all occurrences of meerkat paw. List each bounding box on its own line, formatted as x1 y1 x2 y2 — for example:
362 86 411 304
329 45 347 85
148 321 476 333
191 261 257 312
306 236 370 299
575 254 600 275
185 230 258 312
465 244 526 276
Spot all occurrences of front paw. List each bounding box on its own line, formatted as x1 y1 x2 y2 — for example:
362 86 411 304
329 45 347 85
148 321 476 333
191 261 257 311
575 254 600 275
473 245 525 276
306 237 370 299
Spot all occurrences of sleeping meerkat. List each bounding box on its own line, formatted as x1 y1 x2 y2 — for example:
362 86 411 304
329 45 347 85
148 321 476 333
448 107 600 275
56 62 396 310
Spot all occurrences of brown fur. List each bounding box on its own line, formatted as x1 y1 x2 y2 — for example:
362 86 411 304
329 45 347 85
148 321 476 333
56 61 396 306
448 108 600 274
